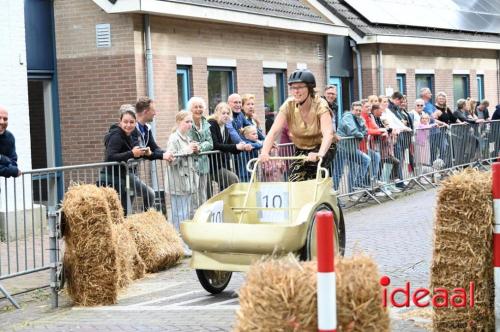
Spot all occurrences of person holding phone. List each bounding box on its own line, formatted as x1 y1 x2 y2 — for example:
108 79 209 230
103 106 155 213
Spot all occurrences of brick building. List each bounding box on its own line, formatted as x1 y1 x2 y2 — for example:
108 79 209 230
3 0 500 169
54 0 348 165
321 0 500 112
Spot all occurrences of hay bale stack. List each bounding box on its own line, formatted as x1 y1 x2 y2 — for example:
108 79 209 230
125 210 183 272
62 184 120 306
100 186 125 224
235 254 389 332
114 224 146 287
101 187 146 287
431 169 494 331
336 254 390 331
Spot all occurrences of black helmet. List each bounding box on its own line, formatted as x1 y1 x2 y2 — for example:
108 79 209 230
288 69 316 88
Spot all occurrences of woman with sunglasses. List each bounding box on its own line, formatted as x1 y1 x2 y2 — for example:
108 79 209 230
259 69 337 181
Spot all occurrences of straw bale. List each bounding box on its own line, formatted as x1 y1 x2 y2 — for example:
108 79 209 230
114 224 146 288
431 169 494 331
101 187 125 224
125 210 183 273
234 254 389 332
61 184 120 306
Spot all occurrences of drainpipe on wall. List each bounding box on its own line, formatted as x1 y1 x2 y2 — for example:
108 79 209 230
144 14 155 135
144 14 159 192
497 50 500 103
350 39 363 100
325 35 331 86
377 45 384 96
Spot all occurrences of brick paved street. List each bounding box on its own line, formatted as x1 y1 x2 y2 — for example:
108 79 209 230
0 188 438 331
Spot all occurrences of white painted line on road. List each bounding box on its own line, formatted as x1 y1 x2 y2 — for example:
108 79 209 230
134 290 204 306
118 282 184 301
205 297 239 306
73 305 240 311
162 295 211 307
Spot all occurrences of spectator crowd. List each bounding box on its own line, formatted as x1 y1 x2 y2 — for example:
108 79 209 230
3 70 500 252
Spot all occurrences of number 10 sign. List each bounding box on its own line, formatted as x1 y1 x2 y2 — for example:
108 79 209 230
257 184 289 222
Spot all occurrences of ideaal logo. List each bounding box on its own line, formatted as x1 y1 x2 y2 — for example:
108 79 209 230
380 276 475 308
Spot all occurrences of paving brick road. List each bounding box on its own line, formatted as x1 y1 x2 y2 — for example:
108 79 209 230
0 188 439 331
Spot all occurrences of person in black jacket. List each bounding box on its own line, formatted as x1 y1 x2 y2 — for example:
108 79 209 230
493 104 500 121
0 106 21 178
103 107 154 213
208 102 252 191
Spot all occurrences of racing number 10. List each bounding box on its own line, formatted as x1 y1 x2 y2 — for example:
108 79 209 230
262 194 283 209
211 211 222 223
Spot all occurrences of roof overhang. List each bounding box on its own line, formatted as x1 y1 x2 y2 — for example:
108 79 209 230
352 33 500 50
92 0 348 36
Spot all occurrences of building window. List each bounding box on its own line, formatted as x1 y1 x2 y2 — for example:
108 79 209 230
477 74 485 101
453 74 470 105
415 74 434 103
396 73 406 95
208 67 235 113
263 69 286 133
177 66 191 111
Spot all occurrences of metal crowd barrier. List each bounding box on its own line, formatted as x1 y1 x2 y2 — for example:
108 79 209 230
0 161 125 308
1 119 498 309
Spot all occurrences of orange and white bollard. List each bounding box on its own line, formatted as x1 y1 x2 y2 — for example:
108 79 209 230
493 163 500 327
316 211 336 332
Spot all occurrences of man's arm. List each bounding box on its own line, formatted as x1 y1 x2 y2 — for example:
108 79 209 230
226 122 242 143
0 135 20 177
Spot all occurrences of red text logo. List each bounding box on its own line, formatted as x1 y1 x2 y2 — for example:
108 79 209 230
380 276 475 308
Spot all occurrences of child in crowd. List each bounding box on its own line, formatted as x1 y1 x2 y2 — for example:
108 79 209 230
414 113 437 175
238 125 263 182
165 111 199 235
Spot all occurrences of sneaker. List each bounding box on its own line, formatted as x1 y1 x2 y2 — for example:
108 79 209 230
387 185 401 193
375 188 392 197
183 247 192 257
183 243 192 257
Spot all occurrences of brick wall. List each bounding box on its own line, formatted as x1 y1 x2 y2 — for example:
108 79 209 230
484 69 499 108
57 55 137 165
54 0 138 165
149 15 325 139
237 60 264 126
53 0 135 59
357 44 499 112
152 55 177 148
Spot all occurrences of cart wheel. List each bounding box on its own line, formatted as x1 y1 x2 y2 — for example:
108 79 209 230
301 203 346 261
196 269 232 294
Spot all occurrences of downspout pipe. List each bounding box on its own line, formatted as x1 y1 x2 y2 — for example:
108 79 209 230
144 14 159 192
325 35 331 86
144 14 155 136
497 50 500 103
350 40 363 100
377 45 384 96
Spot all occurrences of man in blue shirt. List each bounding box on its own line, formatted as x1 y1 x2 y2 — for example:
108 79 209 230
0 106 21 178
420 88 436 118
226 94 252 143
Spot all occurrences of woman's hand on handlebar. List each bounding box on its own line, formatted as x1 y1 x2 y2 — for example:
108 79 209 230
306 152 321 162
259 153 270 163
